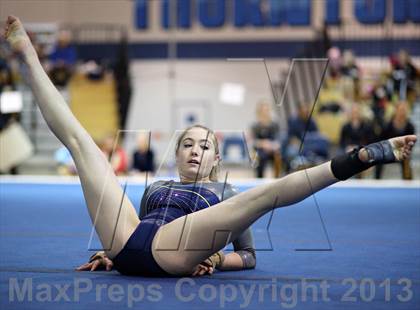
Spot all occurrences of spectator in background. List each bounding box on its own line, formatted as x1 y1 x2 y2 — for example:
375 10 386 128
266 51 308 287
375 101 415 180
341 50 360 101
283 104 326 172
287 104 318 144
132 132 155 174
390 50 418 105
339 104 373 178
371 75 392 126
340 104 373 152
99 134 128 175
48 30 76 87
341 50 359 81
327 46 342 79
250 101 281 178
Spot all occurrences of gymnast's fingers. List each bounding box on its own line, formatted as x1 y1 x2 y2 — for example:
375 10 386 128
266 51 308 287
197 267 207 276
192 266 200 276
76 262 92 271
200 264 213 276
192 264 207 276
90 260 101 271
105 258 114 271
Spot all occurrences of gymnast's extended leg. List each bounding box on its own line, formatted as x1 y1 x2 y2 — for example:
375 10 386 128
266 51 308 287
4 16 139 258
153 136 416 275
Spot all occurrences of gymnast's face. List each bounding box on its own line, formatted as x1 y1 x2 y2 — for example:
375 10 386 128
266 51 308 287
176 127 219 183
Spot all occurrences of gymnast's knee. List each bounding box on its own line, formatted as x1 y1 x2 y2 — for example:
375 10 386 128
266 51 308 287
65 129 97 157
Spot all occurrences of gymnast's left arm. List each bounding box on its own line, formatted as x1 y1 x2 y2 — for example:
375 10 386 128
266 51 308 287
217 228 256 271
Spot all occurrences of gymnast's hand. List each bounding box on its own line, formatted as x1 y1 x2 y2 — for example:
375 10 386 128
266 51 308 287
191 251 226 276
192 263 214 277
76 252 114 272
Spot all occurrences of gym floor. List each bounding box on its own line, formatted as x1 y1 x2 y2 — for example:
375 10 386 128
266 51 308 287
1 177 419 309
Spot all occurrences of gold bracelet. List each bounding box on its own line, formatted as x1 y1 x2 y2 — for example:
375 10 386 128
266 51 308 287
88 251 105 263
205 251 225 269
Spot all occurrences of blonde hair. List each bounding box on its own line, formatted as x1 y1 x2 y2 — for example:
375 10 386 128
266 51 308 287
256 100 272 124
175 125 220 182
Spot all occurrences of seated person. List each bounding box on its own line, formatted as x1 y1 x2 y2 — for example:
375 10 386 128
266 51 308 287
339 104 374 178
283 104 325 171
340 50 360 101
48 30 76 87
250 101 281 178
375 101 415 180
99 134 128 175
390 50 418 105
132 133 155 173
340 104 373 153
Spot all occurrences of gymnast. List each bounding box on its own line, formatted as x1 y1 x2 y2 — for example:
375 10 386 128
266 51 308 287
4 16 417 277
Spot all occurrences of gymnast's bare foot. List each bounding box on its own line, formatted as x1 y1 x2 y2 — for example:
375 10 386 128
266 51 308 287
389 135 417 161
4 15 37 60
358 135 417 163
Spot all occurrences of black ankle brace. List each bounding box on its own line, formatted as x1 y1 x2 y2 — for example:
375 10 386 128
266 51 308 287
331 140 396 181
331 147 372 180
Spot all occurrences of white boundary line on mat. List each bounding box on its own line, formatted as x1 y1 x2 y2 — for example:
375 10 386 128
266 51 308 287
1 175 419 188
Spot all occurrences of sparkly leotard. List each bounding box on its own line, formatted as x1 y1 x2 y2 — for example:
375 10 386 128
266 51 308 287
112 180 255 276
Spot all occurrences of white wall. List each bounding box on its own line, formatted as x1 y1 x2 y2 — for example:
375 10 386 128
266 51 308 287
123 59 290 160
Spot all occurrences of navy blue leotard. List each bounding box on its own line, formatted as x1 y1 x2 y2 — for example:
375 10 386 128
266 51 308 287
112 180 255 276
